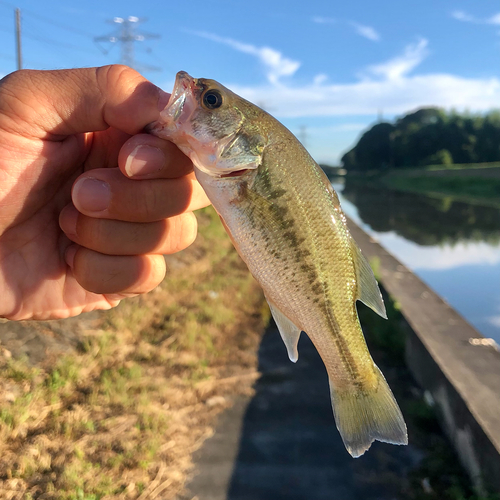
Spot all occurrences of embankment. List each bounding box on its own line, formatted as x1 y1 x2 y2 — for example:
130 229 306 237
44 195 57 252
348 217 500 493
377 163 500 208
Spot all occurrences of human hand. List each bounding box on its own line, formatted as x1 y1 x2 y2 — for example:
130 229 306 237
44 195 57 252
0 65 210 320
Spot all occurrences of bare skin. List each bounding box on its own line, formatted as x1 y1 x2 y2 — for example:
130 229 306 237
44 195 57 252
0 65 210 320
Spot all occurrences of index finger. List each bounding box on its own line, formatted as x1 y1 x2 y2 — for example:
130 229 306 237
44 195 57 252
0 65 170 138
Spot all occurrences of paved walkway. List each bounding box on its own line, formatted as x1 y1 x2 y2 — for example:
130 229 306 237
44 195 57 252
184 322 421 500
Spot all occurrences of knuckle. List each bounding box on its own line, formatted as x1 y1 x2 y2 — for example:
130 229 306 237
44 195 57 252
142 187 160 221
0 69 38 88
96 64 139 85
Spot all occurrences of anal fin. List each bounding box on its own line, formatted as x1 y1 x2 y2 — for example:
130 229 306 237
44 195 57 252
350 239 387 319
266 296 301 363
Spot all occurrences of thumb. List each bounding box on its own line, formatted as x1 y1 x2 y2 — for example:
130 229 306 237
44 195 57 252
0 65 170 139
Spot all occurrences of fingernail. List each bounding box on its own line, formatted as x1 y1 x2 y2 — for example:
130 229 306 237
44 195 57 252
60 205 79 238
73 178 110 213
125 145 165 178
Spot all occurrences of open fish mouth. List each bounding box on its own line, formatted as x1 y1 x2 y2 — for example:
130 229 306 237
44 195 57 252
171 92 186 121
148 71 198 137
168 71 193 123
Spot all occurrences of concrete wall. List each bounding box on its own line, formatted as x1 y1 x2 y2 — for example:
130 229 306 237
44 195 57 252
348 218 500 493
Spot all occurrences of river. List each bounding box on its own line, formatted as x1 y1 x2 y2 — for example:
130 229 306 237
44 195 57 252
332 178 500 343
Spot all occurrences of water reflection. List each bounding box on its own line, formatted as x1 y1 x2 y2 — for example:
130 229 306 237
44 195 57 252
333 178 500 342
341 179 500 247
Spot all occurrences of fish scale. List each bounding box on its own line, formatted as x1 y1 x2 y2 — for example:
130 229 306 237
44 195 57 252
148 71 408 457
245 153 370 384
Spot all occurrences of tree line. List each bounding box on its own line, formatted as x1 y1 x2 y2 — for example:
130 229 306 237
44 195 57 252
342 179 500 246
341 107 500 171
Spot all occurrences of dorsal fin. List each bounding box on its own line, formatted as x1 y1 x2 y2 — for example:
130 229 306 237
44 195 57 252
317 164 386 318
350 239 387 319
266 296 301 363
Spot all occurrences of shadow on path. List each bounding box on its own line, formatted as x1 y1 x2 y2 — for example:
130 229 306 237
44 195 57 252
186 321 421 500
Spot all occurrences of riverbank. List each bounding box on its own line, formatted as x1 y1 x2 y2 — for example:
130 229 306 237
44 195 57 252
349 218 500 497
345 163 500 208
0 207 269 500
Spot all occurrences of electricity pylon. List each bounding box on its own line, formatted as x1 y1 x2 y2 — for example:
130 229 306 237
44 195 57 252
95 16 161 72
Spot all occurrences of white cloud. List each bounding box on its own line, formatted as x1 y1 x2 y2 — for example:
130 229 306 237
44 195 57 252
335 215 500 271
385 238 500 271
366 38 428 80
489 13 500 25
312 16 336 24
313 16 380 41
452 11 477 23
452 10 500 25
350 22 380 41
187 31 300 84
174 36 500 122
231 72 500 118
313 73 328 85
337 195 500 270
489 315 500 328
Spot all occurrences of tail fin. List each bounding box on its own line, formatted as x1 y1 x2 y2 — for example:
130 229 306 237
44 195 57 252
330 365 407 458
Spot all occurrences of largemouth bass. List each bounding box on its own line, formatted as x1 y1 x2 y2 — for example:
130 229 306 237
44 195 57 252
148 71 407 457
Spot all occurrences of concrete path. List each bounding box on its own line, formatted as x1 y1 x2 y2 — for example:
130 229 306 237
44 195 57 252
184 322 420 500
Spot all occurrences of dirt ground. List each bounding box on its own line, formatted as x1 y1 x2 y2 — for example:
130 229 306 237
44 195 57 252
0 207 269 500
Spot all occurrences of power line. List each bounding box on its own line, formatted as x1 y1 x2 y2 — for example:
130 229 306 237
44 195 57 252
0 6 163 71
0 0 94 39
141 49 176 75
22 29 96 53
0 5 104 66
17 8 96 39
95 16 161 72
0 1 102 62
0 52 15 61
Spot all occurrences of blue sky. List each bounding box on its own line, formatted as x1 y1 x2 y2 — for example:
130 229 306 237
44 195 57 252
0 0 498 164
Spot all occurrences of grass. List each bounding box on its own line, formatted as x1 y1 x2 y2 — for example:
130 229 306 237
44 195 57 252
382 175 500 208
0 206 269 500
417 162 500 172
344 162 500 208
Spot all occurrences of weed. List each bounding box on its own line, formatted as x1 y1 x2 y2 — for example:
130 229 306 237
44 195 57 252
0 206 268 499
382 171 500 208
359 291 406 364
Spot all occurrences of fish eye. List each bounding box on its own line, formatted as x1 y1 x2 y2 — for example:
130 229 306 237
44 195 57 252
202 89 223 110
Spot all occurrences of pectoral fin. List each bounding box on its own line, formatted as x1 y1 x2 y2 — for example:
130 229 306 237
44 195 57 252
351 239 387 319
217 132 265 171
266 297 301 363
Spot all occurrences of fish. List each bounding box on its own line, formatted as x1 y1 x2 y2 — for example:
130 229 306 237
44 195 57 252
148 71 408 457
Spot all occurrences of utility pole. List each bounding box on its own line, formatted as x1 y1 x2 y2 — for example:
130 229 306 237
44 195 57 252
299 125 308 149
15 8 22 70
95 16 161 72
